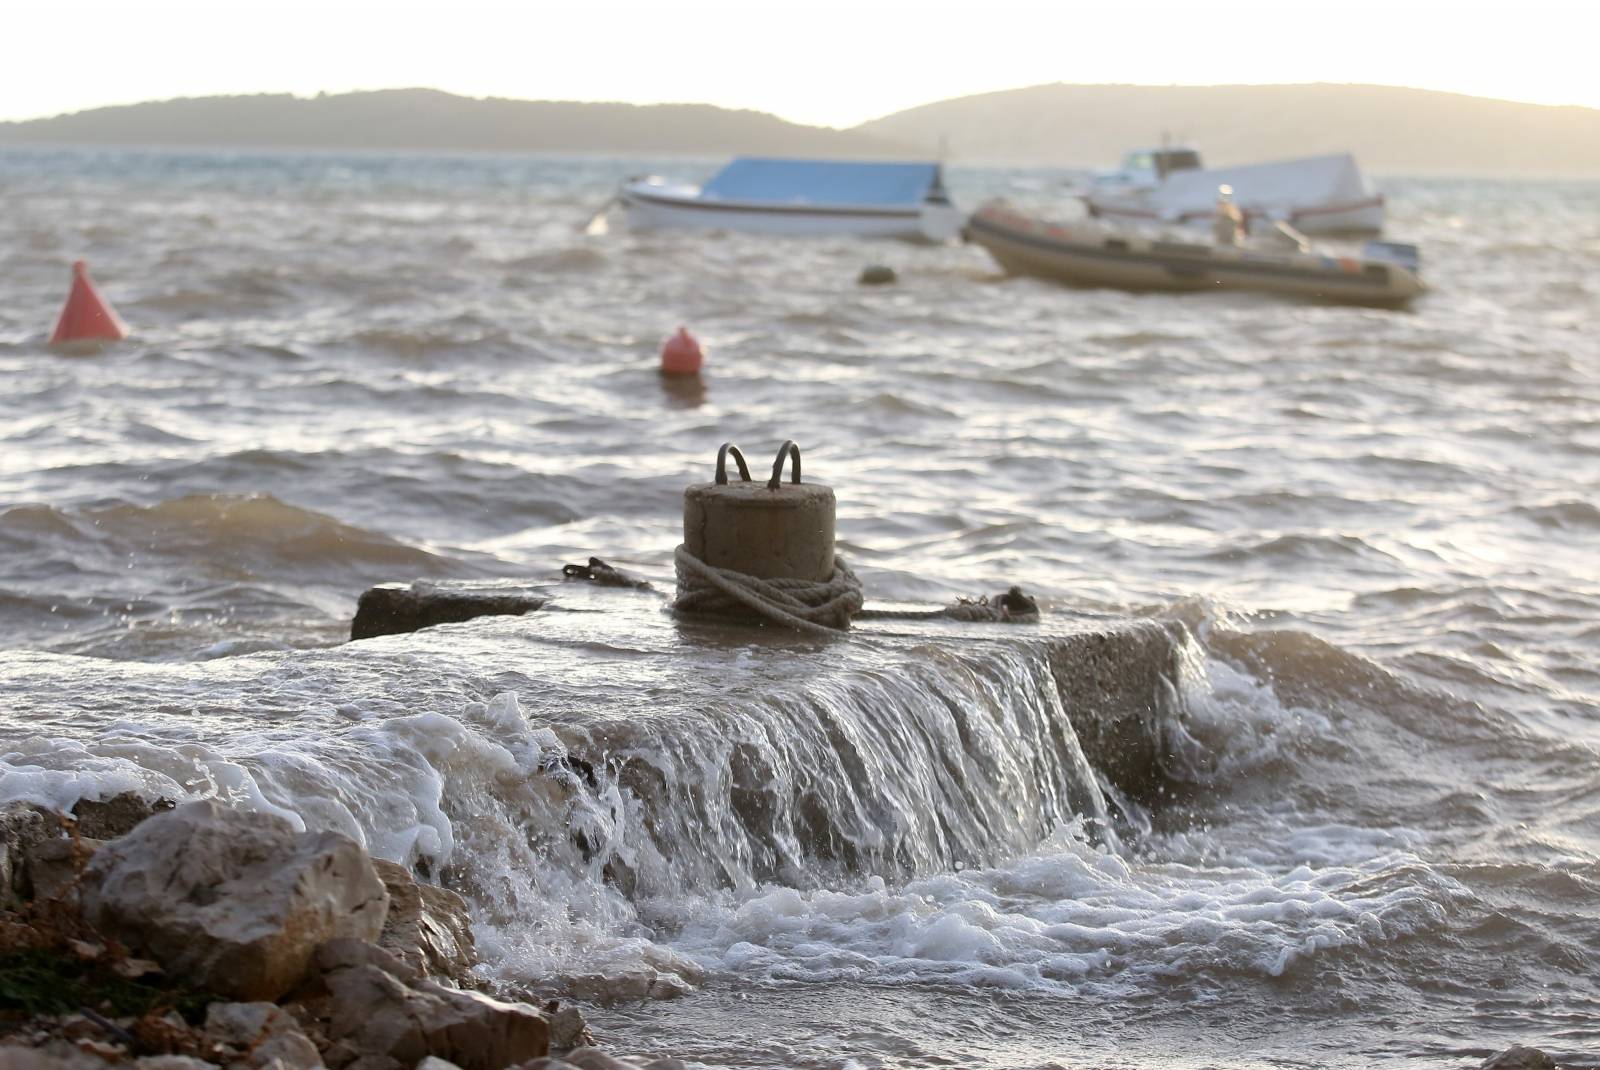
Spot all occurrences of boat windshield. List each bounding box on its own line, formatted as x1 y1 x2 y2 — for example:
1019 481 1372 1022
1154 150 1202 176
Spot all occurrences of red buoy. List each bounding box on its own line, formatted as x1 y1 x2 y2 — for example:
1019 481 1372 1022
50 261 128 345
659 326 703 376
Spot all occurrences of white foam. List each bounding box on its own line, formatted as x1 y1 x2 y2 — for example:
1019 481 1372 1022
1158 627 1341 784
0 642 1455 1004
656 824 1465 994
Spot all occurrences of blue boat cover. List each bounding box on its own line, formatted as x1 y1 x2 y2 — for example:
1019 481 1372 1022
701 158 939 206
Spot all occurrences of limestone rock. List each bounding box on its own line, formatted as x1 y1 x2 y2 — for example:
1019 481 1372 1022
70 794 174 839
204 1002 323 1070
540 1003 593 1052
314 937 421 983
416 1060 464 1070
370 859 477 985
24 837 101 903
556 1052 660 1070
1481 1047 1558 1070
1 803 58 907
0 1045 108 1070
351 584 544 641
135 1059 219 1070
323 964 547 1070
82 800 389 1002
564 968 689 1004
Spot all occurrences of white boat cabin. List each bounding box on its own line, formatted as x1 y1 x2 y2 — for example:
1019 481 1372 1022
1093 146 1205 190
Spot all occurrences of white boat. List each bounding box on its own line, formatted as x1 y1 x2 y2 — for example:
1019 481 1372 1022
1084 151 1385 235
967 200 1423 307
1089 144 1206 192
616 157 964 242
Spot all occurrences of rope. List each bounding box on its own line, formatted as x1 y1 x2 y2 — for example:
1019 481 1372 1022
673 544 864 636
858 586 1040 624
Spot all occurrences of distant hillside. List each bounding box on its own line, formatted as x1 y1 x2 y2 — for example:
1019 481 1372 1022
6 84 1598 175
0 88 917 158
856 83 1600 174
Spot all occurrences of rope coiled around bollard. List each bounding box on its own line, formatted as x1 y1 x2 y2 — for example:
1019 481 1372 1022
673 544 864 636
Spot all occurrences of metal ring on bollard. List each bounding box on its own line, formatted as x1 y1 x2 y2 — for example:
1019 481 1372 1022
715 443 752 485
767 441 802 490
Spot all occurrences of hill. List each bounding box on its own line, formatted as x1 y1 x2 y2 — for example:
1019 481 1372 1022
0 88 915 158
5 84 1598 175
855 83 1600 174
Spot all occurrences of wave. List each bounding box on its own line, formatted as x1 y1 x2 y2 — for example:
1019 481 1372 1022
0 619 1418 993
0 494 457 576
0 494 480 659
4 612 1593 1027
504 247 608 274
1202 532 1394 565
1517 500 1600 531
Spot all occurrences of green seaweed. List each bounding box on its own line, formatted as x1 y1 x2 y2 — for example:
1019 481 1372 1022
0 949 212 1022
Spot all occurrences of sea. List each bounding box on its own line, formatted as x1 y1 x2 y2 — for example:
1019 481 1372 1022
0 147 1597 1069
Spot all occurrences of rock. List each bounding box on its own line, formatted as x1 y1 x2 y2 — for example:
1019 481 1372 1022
135 1059 220 1070
1481 1047 1558 1070
70 794 175 839
341 1058 400 1070
540 1002 593 1052
554 1054 642 1070
82 800 389 1002
563 968 690 1005
857 264 897 286
370 859 477 985
416 1060 464 1070
322 964 547 1070
1 803 58 908
351 584 545 641
24 836 101 902
204 1002 323 1070
0 1049 114 1070
639 1061 689 1070
314 937 421 983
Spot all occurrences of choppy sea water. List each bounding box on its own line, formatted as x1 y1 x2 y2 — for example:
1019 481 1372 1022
1 148 1597 1069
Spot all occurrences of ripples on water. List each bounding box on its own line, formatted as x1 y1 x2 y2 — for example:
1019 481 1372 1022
1 149 1597 1068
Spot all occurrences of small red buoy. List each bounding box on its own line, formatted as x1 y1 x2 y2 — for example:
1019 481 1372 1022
50 261 129 345
659 326 703 376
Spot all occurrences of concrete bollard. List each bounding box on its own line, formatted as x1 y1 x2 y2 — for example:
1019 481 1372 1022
682 442 835 582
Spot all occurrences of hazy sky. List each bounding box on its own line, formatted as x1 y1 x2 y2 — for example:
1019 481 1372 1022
5 0 1597 127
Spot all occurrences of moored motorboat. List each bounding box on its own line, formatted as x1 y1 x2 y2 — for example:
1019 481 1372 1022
967 200 1423 307
616 157 964 242
1084 151 1386 236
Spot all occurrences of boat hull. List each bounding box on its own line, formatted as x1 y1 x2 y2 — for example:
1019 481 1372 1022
967 203 1423 307
619 181 962 242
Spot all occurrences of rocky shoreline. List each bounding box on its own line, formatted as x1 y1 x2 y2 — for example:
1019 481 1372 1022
1 794 1572 1070
1 795 681 1070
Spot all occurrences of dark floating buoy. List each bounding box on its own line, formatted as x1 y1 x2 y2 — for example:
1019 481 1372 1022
857 264 897 286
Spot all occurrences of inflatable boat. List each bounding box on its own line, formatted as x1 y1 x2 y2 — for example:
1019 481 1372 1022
967 201 1423 307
